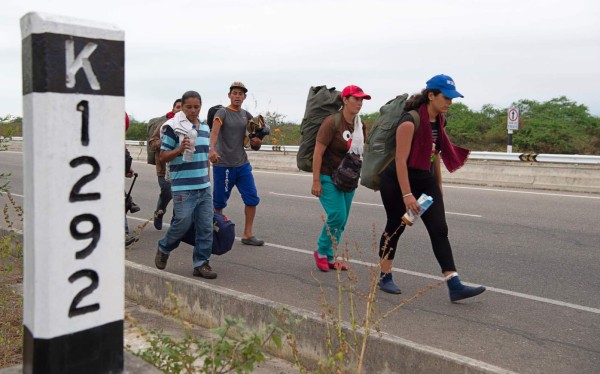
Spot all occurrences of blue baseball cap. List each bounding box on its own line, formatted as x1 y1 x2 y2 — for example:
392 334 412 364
425 74 464 99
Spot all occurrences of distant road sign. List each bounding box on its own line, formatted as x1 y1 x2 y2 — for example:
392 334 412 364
507 107 519 130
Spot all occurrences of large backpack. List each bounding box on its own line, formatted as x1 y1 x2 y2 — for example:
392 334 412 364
297 86 343 172
207 104 224 130
146 116 167 165
360 94 420 191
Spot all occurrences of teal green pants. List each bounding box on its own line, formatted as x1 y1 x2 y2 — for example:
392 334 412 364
317 175 356 261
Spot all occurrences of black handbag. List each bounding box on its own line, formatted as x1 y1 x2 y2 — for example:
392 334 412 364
331 152 362 192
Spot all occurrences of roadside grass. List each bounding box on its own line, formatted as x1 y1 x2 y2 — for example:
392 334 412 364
0 192 24 369
127 283 302 374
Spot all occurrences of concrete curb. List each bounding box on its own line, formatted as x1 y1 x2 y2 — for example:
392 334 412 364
125 260 514 374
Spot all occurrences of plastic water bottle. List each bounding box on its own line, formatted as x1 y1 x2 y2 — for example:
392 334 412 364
182 127 197 162
402 193 434 226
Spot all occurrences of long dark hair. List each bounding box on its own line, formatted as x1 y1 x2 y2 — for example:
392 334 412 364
404 88 441 111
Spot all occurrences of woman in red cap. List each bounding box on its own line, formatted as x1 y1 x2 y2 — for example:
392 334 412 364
376 74 486 302
311 85 371 272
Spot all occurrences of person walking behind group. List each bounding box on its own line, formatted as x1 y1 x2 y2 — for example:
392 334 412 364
208 81 264 246
154 91 217 279
311 85 371 272
377 74 485 302
148 98 182 230
125 112 140 246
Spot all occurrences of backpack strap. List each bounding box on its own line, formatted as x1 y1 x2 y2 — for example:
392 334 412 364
407 110 420 134
323 112 343 170
333 111 342 130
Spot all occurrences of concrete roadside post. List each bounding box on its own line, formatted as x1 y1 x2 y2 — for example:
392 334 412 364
21 12 125 373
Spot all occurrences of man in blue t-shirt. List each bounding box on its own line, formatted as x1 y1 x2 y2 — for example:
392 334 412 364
208 81 264 246
154 90 217 279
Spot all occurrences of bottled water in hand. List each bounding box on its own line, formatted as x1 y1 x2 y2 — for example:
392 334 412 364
402 193 434 226
182 128 197 162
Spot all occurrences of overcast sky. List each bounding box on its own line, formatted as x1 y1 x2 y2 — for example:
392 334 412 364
3 0 600 123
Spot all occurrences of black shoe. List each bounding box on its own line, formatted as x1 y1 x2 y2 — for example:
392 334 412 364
125 235 139 247
125 194 141 214
155 249 169 270
241 236 264 246
193 262 217 279
153 210 164 230
447 275 486 302
130 202 141 213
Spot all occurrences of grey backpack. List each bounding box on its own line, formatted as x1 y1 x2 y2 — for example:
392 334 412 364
360 94 420 191
297 86 343 172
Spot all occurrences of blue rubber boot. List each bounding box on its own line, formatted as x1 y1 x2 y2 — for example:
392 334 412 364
378 273 402 294
447 274 486 302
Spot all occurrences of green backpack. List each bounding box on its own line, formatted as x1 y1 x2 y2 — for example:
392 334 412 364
360 94 420 191
297 85 343 172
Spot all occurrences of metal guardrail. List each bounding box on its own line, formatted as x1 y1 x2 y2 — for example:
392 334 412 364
7 137 600 165
452 151 600 165
258 147 600 165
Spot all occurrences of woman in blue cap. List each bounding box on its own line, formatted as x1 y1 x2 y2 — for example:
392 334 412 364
377 74 486 302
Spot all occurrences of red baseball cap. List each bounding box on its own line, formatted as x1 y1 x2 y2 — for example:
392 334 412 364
341 85 371 100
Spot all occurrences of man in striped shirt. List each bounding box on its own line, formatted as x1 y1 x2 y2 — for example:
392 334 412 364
154 91 217 279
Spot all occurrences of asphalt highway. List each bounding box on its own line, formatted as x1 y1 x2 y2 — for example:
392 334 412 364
2 151 599 373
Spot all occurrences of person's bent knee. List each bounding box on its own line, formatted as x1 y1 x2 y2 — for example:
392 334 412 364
327 211 347 227
241 195 260 207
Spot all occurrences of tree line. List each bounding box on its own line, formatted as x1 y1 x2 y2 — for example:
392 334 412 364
2 96 599 154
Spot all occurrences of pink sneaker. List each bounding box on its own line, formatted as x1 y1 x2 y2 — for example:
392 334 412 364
313 251 330 272
328 261 348 271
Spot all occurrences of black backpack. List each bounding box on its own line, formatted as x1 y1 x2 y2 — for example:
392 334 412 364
207 105 224 130
297 86 343 172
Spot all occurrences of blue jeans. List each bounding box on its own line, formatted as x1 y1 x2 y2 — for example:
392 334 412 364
155 175 172 214
317 175 356 261
158 188 213 268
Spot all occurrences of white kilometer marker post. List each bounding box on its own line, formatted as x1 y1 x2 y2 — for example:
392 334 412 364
21 12 125 373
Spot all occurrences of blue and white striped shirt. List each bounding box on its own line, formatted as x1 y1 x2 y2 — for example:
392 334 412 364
160 114 211 192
